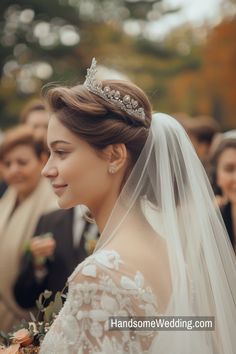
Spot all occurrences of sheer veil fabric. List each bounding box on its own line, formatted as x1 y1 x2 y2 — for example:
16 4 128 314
40 113 236 354
94 113 236 353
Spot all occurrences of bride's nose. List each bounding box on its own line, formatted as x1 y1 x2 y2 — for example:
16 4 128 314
42 160 58 179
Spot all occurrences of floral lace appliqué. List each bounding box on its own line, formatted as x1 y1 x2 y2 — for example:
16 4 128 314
40 250 158 354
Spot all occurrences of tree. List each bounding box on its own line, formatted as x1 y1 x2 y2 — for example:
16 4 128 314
0 0 178 128
203 18 236 128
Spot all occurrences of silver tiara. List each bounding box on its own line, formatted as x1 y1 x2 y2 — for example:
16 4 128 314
83 58 145 121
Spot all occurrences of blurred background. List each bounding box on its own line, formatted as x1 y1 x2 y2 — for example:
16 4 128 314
0 1 236 332
0 0 235 130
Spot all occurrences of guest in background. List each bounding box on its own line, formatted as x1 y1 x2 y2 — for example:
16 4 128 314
210 130 236 253
20 98 49 137
0 99 50 198
14 206 99 309
0 164 7 198
186 116 220 166
0 130 7 198
0 125 58 331
174 113 220 166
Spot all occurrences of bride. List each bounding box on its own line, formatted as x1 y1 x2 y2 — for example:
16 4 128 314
40 59 236 353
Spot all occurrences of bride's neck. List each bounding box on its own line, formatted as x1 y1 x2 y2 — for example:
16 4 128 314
92 188 119 233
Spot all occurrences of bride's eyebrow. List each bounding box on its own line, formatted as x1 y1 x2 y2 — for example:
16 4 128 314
49 140 72 148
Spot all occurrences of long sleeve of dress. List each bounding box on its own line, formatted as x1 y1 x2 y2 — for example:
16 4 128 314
40 250 159 354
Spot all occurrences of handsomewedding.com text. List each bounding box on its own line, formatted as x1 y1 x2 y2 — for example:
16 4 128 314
109 316 215 331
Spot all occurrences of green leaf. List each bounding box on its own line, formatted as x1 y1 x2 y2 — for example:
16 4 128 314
52 292 63 315
38 293 43 305
44 301 54 324
0 331 9 340
38 322 45 335
43 290 53 299
29 312 37 322
36 299 44 311
0 330 11 346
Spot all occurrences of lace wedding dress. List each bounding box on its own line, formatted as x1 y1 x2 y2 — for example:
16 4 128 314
40 249 159 354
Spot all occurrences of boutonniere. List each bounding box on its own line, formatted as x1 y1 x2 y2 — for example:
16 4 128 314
84 229 98 255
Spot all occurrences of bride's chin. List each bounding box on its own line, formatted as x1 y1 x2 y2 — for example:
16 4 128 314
58 198 72 209
57 190 86 209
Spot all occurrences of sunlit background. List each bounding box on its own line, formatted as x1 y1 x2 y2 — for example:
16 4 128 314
0 0 235 129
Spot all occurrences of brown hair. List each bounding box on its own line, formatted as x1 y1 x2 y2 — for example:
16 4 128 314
0 125 48 161
209 137 236 194
45 80 152 167
20 99 46 124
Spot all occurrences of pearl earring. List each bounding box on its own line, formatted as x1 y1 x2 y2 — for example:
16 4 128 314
109 165 116 174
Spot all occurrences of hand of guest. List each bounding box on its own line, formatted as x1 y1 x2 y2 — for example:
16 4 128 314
30 234 56 264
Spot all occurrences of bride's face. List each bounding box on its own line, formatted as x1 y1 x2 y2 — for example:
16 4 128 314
42 116 112 210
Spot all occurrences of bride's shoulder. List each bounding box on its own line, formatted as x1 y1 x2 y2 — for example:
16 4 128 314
41 252 159 354
68 249 123 283
66 249 158 313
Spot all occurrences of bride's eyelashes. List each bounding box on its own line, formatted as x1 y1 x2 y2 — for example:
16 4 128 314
52 150 69 159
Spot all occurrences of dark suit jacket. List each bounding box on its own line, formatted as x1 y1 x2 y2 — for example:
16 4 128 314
14 208 94 308
220 202 234 247
0 180 7 198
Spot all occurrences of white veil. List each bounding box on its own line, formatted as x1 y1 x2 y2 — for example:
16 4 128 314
94 113 236 353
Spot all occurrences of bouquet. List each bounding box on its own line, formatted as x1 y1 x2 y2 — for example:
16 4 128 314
0 287 67 354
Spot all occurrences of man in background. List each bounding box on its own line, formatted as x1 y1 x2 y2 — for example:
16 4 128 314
14 206 99 309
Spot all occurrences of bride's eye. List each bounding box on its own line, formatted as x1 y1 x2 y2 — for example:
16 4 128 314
54 150 68 158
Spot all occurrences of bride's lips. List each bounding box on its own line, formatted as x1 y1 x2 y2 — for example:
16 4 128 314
52 183 68 195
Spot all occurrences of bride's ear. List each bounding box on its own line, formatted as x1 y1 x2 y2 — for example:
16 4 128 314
104 144 128 173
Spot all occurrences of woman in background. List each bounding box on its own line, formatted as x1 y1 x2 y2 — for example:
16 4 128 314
0 125 58 331
210 131 236 253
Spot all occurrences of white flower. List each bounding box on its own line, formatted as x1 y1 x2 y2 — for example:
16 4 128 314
94 250 123 270
82 264 97 277
90 321 103 338
101 294 119 313
121 271 144 290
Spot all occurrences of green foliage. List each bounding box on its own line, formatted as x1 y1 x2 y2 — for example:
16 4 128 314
0 0 234 129
0 0 175 128
0 286 67 351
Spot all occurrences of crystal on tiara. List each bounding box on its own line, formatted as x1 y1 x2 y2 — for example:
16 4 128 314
83 58 145 121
